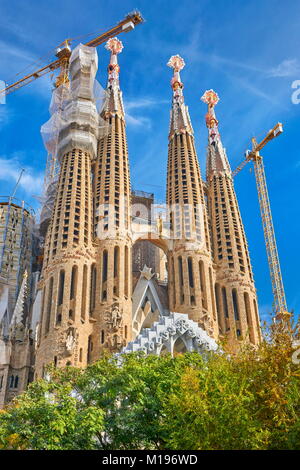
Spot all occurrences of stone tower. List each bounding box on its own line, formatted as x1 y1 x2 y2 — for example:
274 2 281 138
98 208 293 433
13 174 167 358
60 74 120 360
202 89 260 345
0 197 34 319
91 38 132 357
35 45 99 376
166 56 218 338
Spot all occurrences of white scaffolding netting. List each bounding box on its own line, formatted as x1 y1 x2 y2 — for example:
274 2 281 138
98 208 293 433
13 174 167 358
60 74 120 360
39 44 110 234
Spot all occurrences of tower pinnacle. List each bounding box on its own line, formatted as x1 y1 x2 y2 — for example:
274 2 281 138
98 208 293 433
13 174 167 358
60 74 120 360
104 38 124 117
167 55 193 137
167 55 185 101
201 89 231 178
105 37 123 87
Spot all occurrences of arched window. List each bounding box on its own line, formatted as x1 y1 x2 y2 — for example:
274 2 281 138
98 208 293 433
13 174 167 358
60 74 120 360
114 246 119 278
81 265 87 320
209 267 216 320
70 265 78 300
102 250 108 283
222 287 229 319
178 256 184 304
114 246 120 295
90 264 97 313
187 257 194 288
45 277 54 334
87 335 92 364
244 292 255 344
199 261 208 309
9 375 14 388
101 330 105 344
57 270 65 306
215 283 225 333
178 256 183 286
102 250 108 301
232 288 240 321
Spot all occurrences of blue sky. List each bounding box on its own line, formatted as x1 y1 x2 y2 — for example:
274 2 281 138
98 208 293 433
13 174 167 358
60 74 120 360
0 0 299 321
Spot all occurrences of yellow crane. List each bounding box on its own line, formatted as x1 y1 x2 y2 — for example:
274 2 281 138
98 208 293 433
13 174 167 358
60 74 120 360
0 11 144 97
233 123 290 321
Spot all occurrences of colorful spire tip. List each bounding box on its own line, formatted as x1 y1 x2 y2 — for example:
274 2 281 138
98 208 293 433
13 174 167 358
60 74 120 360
201 89 219 107
105 37 124 55
167 55 185 72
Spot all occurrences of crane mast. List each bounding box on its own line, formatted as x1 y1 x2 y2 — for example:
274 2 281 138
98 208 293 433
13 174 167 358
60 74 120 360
233 123 290 320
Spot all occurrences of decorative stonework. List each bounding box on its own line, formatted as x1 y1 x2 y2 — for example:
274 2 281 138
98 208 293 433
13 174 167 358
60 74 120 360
122 313 218 357
105 304 123 331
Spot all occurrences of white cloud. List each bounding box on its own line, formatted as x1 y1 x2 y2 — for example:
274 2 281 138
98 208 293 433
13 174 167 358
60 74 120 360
125 113 152 128
0 153 43 195
124 97 167 129
124 97 168 111
268 59 300 77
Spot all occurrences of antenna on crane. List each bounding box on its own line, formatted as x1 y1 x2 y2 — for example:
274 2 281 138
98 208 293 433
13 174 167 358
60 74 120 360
10 168 25 200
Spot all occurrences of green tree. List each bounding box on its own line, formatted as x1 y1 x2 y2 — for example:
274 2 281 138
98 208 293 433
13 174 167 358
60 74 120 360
0 367 104 450
0 318 299 450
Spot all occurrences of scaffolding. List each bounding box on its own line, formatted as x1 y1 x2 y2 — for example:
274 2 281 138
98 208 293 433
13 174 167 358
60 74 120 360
39 44 109 238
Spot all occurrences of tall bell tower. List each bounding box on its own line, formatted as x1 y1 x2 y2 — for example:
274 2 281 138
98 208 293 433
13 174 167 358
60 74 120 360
202 89 261 345
91 38 133 357
166 56 218 338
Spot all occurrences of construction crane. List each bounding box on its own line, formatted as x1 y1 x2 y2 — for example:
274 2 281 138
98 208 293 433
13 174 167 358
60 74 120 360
0 10 144 98
233 123 290 321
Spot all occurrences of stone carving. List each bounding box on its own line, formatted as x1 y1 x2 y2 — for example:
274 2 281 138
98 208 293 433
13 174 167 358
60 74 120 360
66 328 76 351
174 319 189 335
167 324 176 336
59 327 78 357
105 304 123 331
104 304 126 352
107 333 125 350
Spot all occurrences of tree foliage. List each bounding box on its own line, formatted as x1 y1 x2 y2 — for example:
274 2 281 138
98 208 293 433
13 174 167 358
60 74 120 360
0 319 299 450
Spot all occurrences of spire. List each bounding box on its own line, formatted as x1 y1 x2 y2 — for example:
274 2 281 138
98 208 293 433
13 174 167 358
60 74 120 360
104 37 124 116
167 55 193 138
201 89 231 179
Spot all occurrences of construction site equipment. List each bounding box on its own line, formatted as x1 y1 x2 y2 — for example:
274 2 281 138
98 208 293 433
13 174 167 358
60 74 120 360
0 11 144 97
233 123 290 321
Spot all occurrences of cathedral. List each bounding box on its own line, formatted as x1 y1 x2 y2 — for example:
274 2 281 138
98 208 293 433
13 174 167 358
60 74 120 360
0 38 261 407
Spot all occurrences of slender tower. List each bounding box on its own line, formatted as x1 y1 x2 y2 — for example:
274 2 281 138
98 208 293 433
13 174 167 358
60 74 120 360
35 45 99 376
202 89 261 346
166 56 218 338
91 38 132 357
